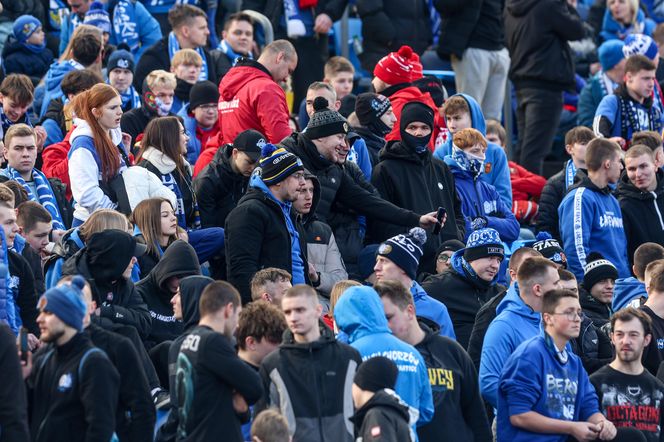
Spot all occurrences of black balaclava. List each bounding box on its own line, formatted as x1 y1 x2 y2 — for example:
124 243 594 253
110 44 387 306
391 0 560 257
399 101 434 153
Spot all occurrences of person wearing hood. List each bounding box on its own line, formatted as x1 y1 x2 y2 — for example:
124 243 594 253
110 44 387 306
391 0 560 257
61 229 152 339
256 285 362 442
421 228 506 348
580 253 618 330
292 171 347 305
618 145 664 264
135 240 200 348
479 256 561 409
179 80 220 166
217 40 296 145
433 93 512 207
600 0 656 42
333 285 434 435
350 356 412 442
375 280 492 442
614 242 664 312
595 54 664 146
371 101 465 274
374 227 456 340
195 129 262 229
443 128 519 243
225 144 309 304
2 15 53 85
353 92 397 167
559 138 631 281
121 69 176 149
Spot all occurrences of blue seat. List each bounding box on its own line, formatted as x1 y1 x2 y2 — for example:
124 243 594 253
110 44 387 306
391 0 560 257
331 18 371 82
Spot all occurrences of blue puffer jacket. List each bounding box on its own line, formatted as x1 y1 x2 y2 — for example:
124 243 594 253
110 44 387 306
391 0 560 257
444 157 519 243
0 228 17 334
334 285 434 434
432 93 512 207
612 277 647 311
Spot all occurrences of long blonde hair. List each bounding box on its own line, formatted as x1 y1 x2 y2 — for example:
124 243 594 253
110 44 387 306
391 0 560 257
79 209 131 243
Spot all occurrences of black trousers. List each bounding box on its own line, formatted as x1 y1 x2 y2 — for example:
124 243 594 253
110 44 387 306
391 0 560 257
514 87 563 175
290 35 329 111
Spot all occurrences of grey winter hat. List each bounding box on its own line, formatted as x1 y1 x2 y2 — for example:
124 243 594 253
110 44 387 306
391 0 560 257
304 96 349 140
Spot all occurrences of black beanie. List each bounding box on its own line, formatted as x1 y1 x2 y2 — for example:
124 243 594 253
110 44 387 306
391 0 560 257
189 80 220 110
582 252 618 291
354 356 398 392
400 101 434 134
304 97 349 140
532 232 567 268
355 93 391 127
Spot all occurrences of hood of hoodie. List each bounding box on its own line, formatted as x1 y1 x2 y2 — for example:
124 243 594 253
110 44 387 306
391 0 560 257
70 118 123 147
45 60 78 93
349 389 411 427
147 240 200 294
334 286 391 343
613 277 647 311
211 144 239 177
219 58 274 101
179 275 214 329
51 228 85 260
175 77 193 102
141 146 192 175
506 0 538 16
300 170 321 225
580 287 613 318
495 282 541 325
616 168 664 201
568 171 613 196
379 140 432 165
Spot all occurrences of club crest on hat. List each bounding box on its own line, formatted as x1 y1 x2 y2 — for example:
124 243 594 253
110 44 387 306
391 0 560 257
117 58 130 69
58 373 73 391
256 138 266 149
378 244 392 255
343 122 349 132
22 23 36 36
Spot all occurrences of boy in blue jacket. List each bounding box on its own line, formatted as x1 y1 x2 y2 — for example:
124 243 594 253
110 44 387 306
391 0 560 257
433 93 512 207
558 138 630 282
497 288 616 441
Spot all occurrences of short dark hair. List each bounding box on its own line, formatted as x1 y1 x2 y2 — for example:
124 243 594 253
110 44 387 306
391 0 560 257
565 126 595 147
61 69 103 97
0 183 15 208
251 268 292 301
72 31 103 66
16 201 52 232
634 243 664 280
251 410 290 442
223 12 253 31
0 74 34 107
486 120 506 146
625 54 656 75
168 4 206 30
516 256 558 289
631 131 662 152
283 284 318 303
374 279 413 310
508 247 542 272
199 281 241 317
611 307 652 336
558 268 577 282
646 259 664 293
3 180 28 206
236 301 286 350
541 289 579 315
585 138 621 172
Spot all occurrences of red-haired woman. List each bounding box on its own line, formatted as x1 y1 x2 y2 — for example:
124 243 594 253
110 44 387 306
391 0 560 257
68 83 131 226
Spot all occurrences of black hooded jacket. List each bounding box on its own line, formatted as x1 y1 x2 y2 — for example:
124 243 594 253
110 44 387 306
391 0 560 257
62 249 152 339
352 125 386 167
616 169 664 265
135 240 201 348
414 322 492 442
504 0 585 91
580 287 612 330
85 323 155 442
194 144 250 229
371 140 465 274
349 389 411 442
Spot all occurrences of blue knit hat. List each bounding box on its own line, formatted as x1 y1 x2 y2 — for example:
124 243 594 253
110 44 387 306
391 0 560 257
38 276 88 332
84 2 111 34
463 228 504 262
377 227 426 280
12 15 41 44
623 34 659 62
257 143 304 185
108 49 135 73
598 40 625 71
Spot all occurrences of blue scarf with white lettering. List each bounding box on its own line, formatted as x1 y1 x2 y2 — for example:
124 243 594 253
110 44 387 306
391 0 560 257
168 32 208 81
6 167 66 230
118 85 141 110
217 40 252 66
564 160 577 191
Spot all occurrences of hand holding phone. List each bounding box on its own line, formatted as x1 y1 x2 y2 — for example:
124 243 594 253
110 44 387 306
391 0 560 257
432 207 446 235
19 327 29 363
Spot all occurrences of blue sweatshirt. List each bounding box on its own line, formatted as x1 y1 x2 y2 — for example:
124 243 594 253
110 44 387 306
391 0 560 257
334 286 434 434
479 283 542 408
410 281 456 340
497 334 600 442
558 177 630 281
612 277 647 311
40 60 81 117
433 93 512 207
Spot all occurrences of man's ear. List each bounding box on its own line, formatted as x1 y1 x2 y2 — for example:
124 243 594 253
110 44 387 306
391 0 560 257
334 100 341 111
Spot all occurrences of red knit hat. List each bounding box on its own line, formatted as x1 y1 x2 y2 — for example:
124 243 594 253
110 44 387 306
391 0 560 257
373 45 413 86
410 52 423 82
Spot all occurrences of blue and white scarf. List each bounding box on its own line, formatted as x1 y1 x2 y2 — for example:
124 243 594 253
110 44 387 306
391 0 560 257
118 85 141 110
168 32 208 81
217 40 252 66
452 144 484 179
0 107 31 143
158 172 201 230
6 167 66 230
564 160 577 191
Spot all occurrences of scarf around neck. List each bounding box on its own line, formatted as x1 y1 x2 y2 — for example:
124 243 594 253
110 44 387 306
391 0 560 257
5 167 66 230
168 32 208 81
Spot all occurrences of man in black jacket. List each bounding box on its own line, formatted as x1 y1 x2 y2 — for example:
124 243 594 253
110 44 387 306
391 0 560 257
371 101 465 274
504 0 585 174
133 4 217 89
225 144 309 304
26 279 120 442
175 281 263 442
195 129 263 229
436 0 509 120
617 145 664 264
375 280 491 442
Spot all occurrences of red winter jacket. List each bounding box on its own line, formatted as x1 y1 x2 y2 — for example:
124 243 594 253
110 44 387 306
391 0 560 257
384 85 444 150
217 59 291 146
509 161 546 201
42 127 74 199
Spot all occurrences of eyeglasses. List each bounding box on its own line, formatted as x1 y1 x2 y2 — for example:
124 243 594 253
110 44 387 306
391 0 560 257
291 172 305 181
198 104 217 111
551 310 585 321
437 254 451 263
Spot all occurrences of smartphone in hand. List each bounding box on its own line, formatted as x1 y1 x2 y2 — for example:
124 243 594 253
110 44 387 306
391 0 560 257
432 207 446 235
19 327 29 362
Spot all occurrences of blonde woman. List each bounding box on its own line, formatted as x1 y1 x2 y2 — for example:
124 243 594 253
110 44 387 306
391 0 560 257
601 0 655 41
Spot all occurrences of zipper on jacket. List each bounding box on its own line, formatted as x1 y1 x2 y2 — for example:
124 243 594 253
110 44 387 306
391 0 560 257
652 191 664 229
309 346 325 442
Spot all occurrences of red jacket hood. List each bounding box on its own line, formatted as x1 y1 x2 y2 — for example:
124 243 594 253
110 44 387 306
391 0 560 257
219 65 274 101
